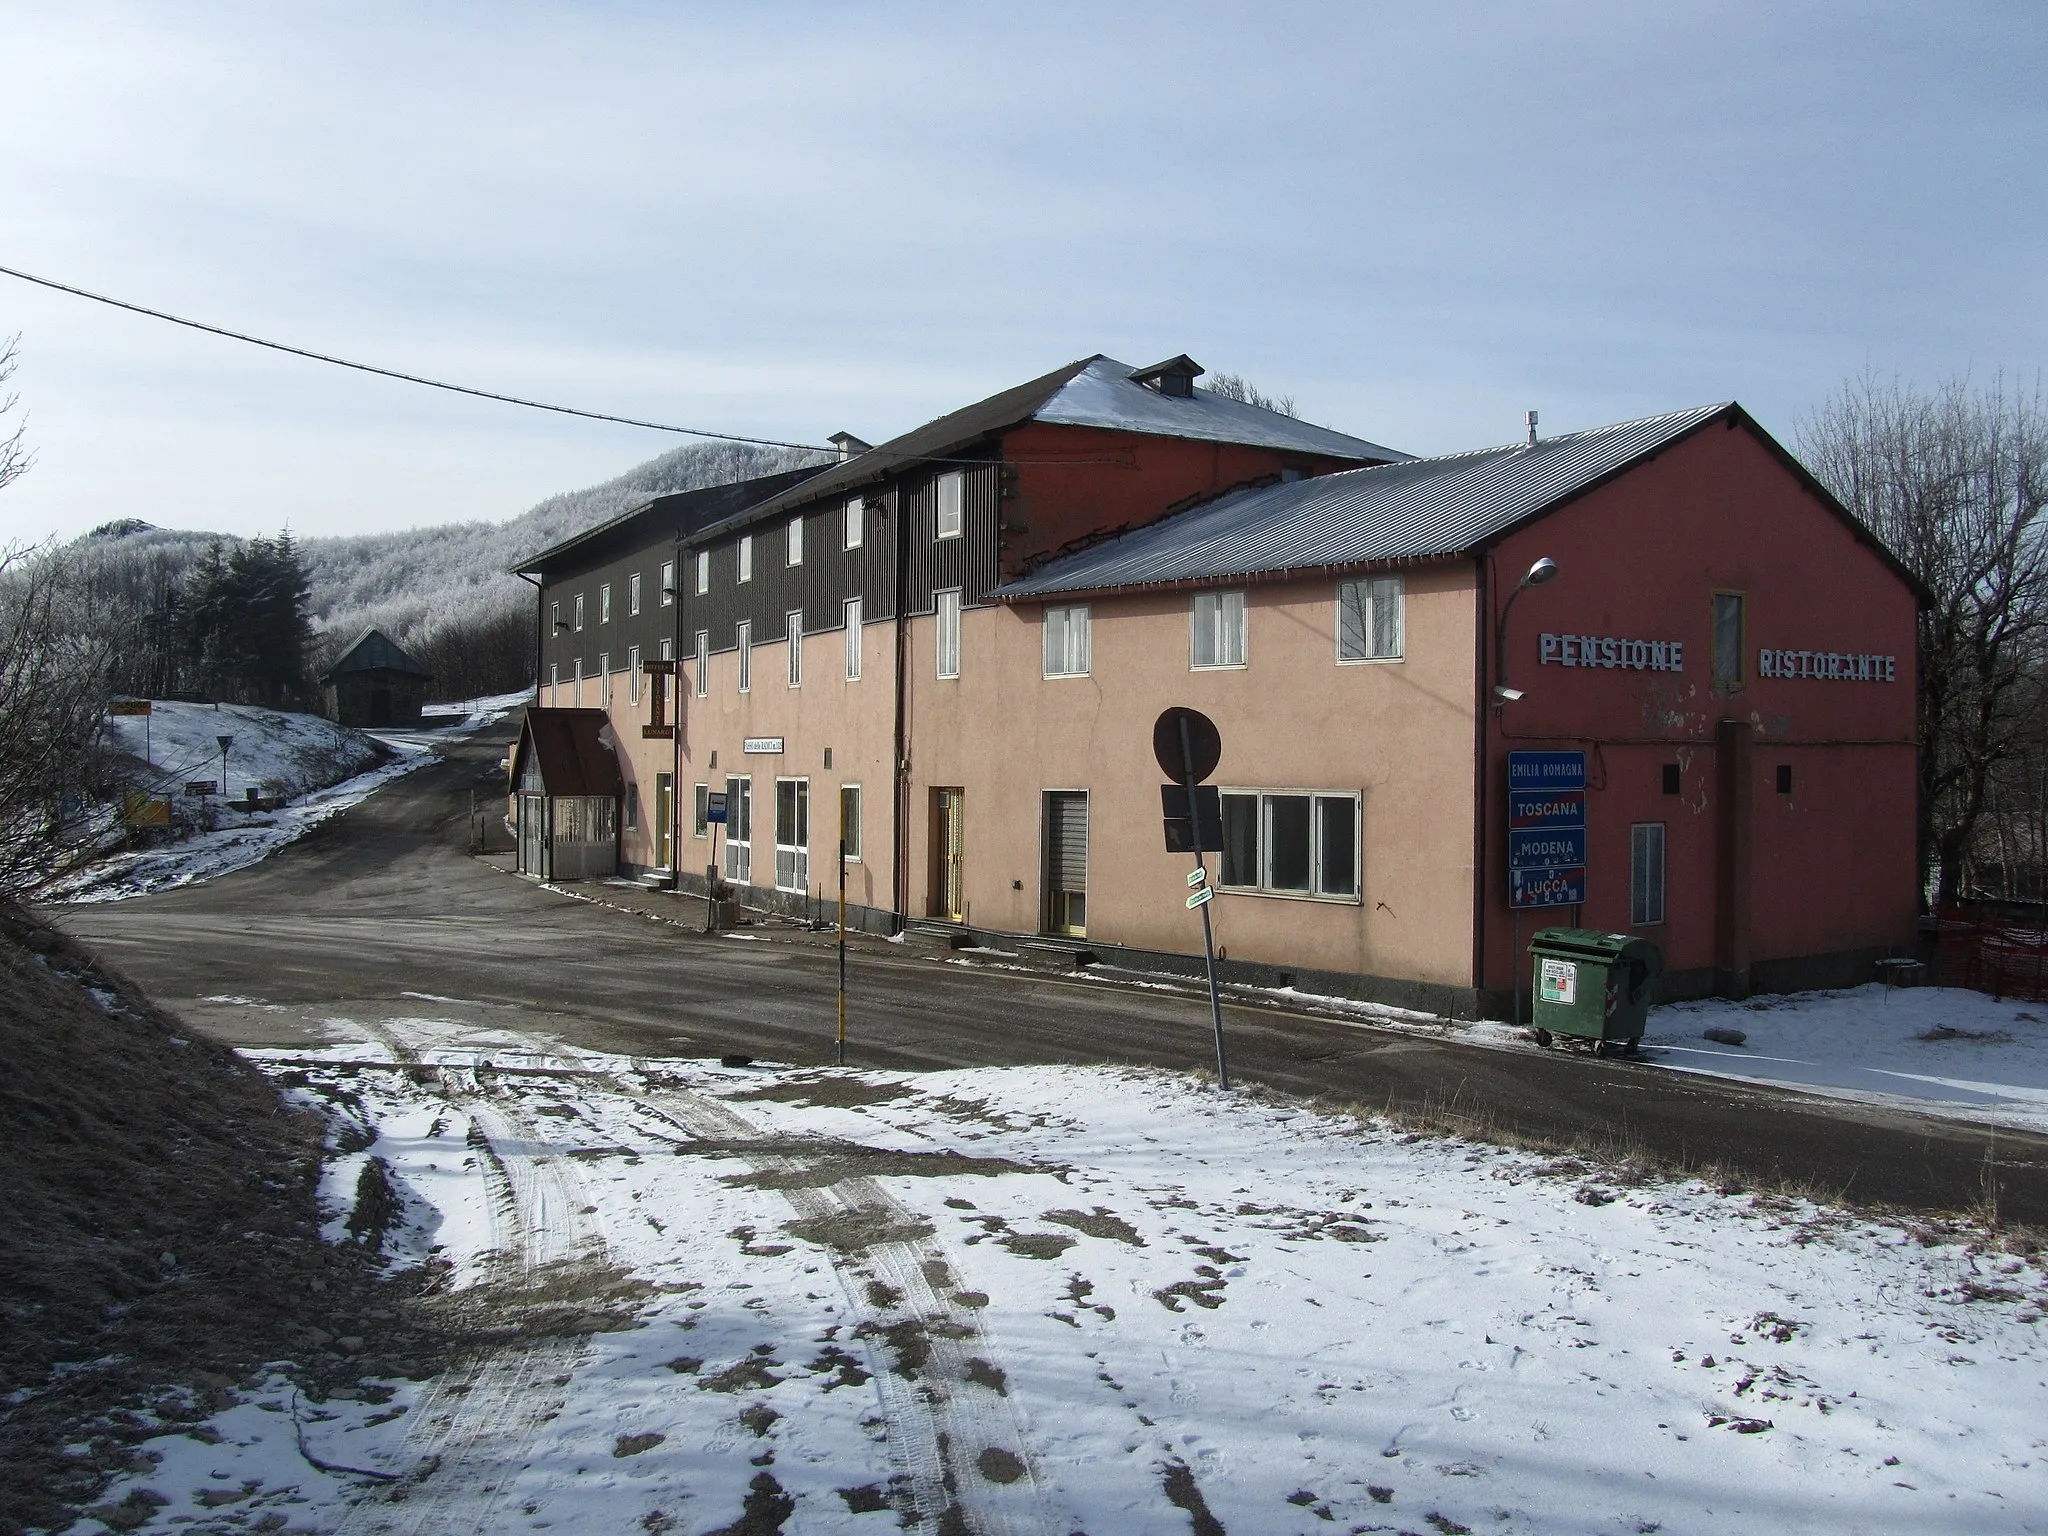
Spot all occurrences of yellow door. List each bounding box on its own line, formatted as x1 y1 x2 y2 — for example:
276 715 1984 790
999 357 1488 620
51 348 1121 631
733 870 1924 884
933 788 966 921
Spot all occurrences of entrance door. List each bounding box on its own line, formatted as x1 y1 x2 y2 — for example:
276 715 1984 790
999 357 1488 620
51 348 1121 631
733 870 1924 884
724 775 753 884
775 778 810 893
1044 791 1088 936
369 688 392 726
653 773 674 870
931 788 966 921
519 793 546 876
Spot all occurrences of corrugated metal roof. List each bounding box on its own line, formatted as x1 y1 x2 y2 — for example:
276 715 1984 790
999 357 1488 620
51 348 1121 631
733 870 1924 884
691 355 1410 544
514 465 829 576
1033 357 1411 462
321 626 432 681
994 403 1737 600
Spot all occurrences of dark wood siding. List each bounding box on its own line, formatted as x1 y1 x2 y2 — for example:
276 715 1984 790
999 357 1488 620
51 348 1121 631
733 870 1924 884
538 545 679 689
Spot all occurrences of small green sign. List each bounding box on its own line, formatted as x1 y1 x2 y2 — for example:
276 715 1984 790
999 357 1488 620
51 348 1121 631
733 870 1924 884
1186 886 1214 909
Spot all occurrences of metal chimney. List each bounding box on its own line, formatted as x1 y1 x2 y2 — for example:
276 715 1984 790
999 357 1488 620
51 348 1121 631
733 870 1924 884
1525 410 1539 447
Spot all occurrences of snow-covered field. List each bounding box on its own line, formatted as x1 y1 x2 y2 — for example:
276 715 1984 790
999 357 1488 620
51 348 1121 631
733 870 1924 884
40 700 455 905
88 1013 2048 1535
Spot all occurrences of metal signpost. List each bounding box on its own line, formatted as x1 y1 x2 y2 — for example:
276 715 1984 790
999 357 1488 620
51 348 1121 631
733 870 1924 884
216 735 234 801
1506 750 1588 1027
837 838 849 1065
705 790 728 934
1153 707 1230 1090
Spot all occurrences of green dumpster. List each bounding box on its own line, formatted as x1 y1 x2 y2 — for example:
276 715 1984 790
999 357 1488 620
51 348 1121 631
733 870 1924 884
1528 928 1663 1053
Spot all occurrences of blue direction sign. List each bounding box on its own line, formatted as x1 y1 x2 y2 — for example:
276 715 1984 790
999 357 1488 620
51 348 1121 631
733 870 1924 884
1511 864 1587 908
1507 750 1586 791
1507 750 1587 909
1509 827 1587 869
1509 788 1585 829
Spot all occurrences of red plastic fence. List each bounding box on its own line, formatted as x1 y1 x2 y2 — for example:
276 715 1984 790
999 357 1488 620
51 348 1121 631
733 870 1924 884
1933 910 2048 1001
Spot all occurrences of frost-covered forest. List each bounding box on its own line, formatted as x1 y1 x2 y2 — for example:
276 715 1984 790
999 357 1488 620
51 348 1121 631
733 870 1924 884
59 440 824 703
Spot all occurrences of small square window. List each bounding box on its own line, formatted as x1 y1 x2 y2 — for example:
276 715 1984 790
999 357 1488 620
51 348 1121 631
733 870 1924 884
1044 605 1091 677
1776 764 1793 795
1661 763 1680 795
1336 576 1403 661
1192 591 1246 668
935 472 965 539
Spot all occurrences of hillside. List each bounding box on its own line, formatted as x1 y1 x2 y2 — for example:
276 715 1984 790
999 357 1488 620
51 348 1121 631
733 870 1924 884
70 438 826 676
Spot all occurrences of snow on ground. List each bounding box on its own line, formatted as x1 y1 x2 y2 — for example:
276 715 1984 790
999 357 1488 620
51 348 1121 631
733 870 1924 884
89 1017 2048 1535
1146 969 2048 1138
101 700 385 803
419 687 532 728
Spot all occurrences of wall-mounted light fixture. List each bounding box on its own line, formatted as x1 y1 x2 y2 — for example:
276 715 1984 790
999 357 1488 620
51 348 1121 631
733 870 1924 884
1493 556 1558 705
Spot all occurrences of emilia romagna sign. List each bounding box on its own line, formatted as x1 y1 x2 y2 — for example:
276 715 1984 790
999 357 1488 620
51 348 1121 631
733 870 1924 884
1507 750 1587 910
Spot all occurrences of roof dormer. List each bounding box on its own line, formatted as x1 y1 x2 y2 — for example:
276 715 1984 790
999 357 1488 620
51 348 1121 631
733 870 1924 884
1128 355 1204 399
827 431 872 462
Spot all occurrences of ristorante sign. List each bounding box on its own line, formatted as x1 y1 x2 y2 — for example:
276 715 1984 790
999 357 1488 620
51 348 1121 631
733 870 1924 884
1757 648 1896 682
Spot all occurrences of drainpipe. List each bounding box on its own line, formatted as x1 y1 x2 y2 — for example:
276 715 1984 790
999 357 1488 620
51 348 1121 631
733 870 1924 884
672 533 685 890
890 488 910 933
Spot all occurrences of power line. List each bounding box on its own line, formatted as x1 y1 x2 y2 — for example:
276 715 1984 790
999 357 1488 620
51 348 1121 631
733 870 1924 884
0 261 1136 473
0 262 834 453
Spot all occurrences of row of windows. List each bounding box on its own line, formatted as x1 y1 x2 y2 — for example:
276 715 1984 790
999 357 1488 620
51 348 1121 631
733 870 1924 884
681 776 864 892
689 471 967 595
1046 577 1405 678
551 562 675 635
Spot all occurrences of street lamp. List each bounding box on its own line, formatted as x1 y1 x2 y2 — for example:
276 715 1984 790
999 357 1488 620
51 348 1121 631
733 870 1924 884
1493 557 1558 704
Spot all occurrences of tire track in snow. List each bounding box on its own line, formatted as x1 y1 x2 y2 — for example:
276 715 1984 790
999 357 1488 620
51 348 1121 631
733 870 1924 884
336 1026 610 1536
622 1065 1055 1536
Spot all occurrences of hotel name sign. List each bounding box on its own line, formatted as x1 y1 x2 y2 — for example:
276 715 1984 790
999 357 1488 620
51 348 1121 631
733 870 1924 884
1539 632 1895 683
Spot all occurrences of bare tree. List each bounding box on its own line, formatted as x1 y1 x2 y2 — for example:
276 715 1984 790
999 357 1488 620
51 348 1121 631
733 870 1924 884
0 546 114 894
1204 372 1299 418
0 335 29 496
1799 371 2048 907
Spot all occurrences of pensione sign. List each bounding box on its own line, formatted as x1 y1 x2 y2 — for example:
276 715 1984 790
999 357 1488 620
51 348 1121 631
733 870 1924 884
1539 633 1683 672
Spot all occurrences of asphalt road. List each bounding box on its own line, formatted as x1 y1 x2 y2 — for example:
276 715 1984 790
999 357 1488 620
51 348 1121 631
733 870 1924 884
52 731 2048 1226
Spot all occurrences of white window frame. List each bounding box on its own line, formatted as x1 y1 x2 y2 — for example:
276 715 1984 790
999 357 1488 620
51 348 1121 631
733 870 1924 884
839 783 862 861
694 550 708 596
936 588 961 679
935 471 965 539
1216 787 1361 902
628 644 641 704
845 496 864 550
598 651 610 705
549 661 558 700
739 535 753 583
574 593 585 632
774 776 810 893
695 630 709 698
693 782 709 839
787 610 804 687
623 782 639 832
659 637 673 662
737 620 751 692
660 560 675 605
600 583 612 624
1191 590 1246 669
572 656 584 707
1631 822 1667 926
724 774 752 883
787 516 804 566
844 597 863 681
1043 604 1091 678
1336 575 1404 663
629 572 642 615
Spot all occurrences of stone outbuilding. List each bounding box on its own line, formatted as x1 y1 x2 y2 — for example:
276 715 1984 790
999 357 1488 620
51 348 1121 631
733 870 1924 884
322 628 433 727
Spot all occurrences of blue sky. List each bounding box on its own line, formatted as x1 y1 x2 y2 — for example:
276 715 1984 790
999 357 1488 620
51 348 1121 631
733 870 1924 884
2 2 2043 543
